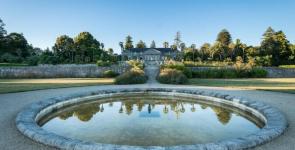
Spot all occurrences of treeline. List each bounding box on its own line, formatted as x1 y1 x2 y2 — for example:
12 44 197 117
0 18 117 65
120 29 295 66
1 17 295 66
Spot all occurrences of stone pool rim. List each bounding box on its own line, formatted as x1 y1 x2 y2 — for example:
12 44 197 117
16 88 288 150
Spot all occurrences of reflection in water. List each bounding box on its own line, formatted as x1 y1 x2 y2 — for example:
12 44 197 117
40 95 264 146
57 99 233 124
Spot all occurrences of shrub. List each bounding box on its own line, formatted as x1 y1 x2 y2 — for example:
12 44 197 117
255 55 272 66
26 56 39 66
97 60 112 67
162 60 192 78
0 53 20 63
279 65 295 69
127 60 144 70
248 68 268 78
157 68 188 84
115 68 147 84
192 68 267 78
102 70 119 78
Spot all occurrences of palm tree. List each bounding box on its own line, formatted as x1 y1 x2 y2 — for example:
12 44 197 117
163 41 169 48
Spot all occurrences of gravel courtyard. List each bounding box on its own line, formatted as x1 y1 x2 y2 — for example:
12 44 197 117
0 84 294 150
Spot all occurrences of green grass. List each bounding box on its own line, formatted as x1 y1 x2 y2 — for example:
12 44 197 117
189 78 295 94
0 78 114 94
279 65 295 69
0 63 29 67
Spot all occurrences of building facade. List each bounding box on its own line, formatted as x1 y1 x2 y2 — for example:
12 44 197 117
122 48 181 65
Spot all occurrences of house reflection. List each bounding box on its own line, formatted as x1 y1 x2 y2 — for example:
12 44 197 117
58 99 232 124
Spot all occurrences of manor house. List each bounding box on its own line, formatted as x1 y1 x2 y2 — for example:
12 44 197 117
122 48 181 65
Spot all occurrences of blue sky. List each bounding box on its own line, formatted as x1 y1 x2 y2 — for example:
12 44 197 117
0 0 294 53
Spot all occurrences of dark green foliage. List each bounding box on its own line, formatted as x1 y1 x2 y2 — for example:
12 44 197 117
0 53 20 63
26 56 39 66
254 55 272 66
124 35 134 49
217 29 232 46
157 68 188 84
192 68 267 78
115 68 147 84
260 27 292 66
38 49 59 65
248 68 268 78
136 40 146 48
102 70 119 78
53 35 75 63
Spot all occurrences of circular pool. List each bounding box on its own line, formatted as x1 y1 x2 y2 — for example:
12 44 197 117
16 88 287 150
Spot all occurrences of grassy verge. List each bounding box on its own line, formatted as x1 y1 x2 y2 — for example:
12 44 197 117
0 63 29 67
279 65 295 69
0 78 114 94
189 78 295 94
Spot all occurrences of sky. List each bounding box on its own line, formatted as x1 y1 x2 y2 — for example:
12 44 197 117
0 0 294 53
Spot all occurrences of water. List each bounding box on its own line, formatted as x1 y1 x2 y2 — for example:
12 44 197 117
40 94 264 146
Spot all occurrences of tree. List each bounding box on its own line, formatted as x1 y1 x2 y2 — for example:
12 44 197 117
163 41 169 48
74 32 102 63
216 29 232 46
210 41 225 60
101 43 104 50
212 29 232 60
260 27 291 65
124 35 134 49
260 27 276 56
150 40 156 48
274 31 291 64
53 35 74 63
190 44 196 61
136 40 146 48
107 48 114 55
231 39 247 61
0 18 6 50
174 31 182 49
179 42 186 51
5 33 30 60
199 43 211 61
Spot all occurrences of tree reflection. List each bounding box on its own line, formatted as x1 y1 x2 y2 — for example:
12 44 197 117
191 104 196 112
148 104 152 113
211 107 232 125
59 111 73 120
56 99 233 124
73 104 101 122
124 101 133 115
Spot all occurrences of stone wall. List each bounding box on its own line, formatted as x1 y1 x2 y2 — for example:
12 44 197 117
189 67 295 78
0 64 128 78
263 67 295 78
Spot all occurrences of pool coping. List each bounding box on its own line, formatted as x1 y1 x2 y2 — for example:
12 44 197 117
15 87 288 150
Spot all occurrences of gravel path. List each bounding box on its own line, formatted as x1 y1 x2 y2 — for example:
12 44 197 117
0 84 294 150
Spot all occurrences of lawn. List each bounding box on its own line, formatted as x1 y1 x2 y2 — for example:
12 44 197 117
189 78 295 94
0 63 29 67
0 78 114 94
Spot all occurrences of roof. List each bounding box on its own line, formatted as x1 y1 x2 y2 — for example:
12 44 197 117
144 49 161 54
125 48 178 53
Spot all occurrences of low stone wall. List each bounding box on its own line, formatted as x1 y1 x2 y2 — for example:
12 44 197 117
0 64 128 78
189 67 295 78
263 67 295 78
